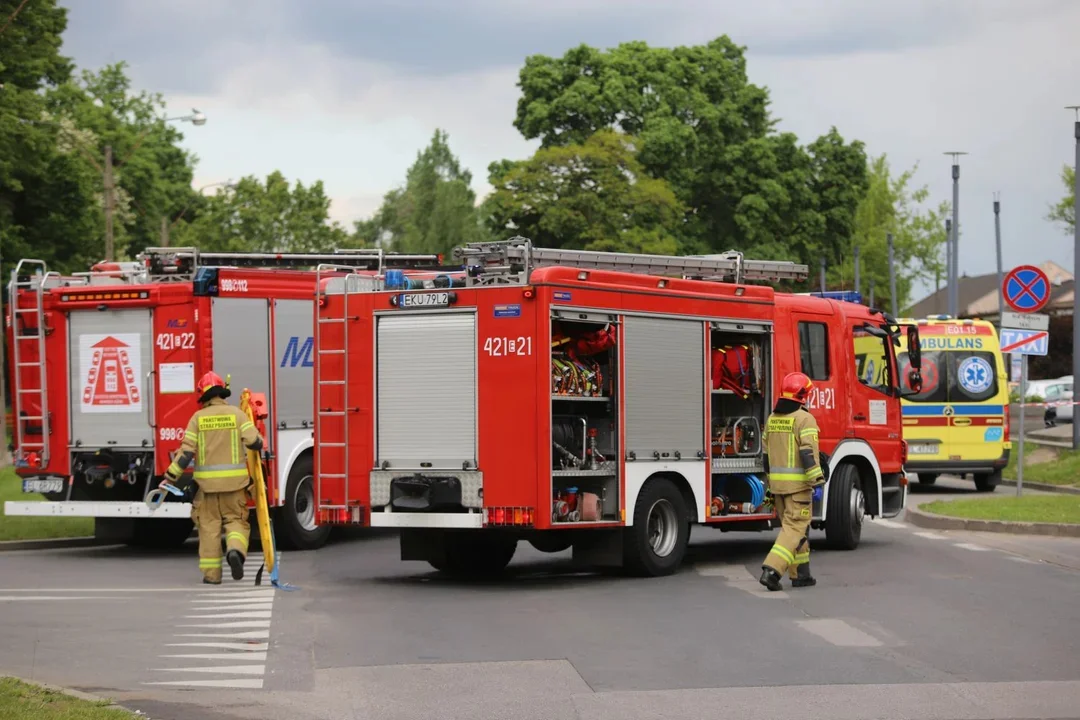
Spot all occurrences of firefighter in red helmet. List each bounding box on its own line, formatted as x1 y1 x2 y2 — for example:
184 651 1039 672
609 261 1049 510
759 371 827 591
161 371 264 584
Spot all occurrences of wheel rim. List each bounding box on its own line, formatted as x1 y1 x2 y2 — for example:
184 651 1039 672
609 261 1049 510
851 485 865 525
292 474 316 531
646 498 679 557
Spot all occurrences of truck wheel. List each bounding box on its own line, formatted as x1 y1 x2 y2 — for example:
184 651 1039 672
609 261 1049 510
435 531 517 577
527 532 573 554
917 473 938 486
825 463 863 550
276 454 331 551
974 470 1001 492
128 518 194 549
623 476 690 577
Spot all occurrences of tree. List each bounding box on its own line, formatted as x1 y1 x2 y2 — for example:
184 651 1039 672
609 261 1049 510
507 37 869 269
1046 164 1075 234
0 0 81 269
44 62 201 260
355 129 491 256
832 155 948 311
170 171 349 253
481 129 685 254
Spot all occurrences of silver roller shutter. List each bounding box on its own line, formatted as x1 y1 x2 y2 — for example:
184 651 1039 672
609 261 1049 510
623 315 705 461
376 312 477 469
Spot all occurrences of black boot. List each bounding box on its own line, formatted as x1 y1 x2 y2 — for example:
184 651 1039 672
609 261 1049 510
226 549 245 581
791 562 816 587
759 566 783 591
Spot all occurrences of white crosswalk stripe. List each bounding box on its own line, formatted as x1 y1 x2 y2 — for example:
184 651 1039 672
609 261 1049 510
144 587 277 690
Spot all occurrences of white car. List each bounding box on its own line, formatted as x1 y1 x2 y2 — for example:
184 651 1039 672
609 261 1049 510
1043 379 1074 424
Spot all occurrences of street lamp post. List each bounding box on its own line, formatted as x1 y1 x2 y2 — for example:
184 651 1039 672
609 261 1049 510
944 151 967 317
103 109 207 260
1068 106 1080 450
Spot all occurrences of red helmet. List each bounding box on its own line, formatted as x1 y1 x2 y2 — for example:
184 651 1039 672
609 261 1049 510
197 371 227 396
779 371 814 404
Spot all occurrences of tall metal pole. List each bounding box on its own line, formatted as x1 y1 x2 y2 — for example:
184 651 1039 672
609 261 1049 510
853 244 860 299
1069 106 1080 451
819 257 826 294
945 218 952 315
887 232 898 317
869 278 875 308
945 151 967 318
104 144 115 261
994 194 1003 325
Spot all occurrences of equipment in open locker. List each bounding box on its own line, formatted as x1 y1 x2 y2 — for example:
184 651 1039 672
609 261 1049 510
551 321 616 397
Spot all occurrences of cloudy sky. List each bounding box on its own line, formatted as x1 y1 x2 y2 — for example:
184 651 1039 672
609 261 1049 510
58 0 1078 303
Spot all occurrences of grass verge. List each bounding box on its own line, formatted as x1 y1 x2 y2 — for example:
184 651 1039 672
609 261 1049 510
0 467 93 542
0 677 130 719
1003 448 1080 488
921 495 1080 524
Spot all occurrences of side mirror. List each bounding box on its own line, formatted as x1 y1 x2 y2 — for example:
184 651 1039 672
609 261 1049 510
906 325 922 371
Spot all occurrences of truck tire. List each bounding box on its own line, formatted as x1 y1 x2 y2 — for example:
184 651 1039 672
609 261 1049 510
527 532 573 554
825 463 863 550
431 531 517 577
128 518 194 549
276 454 331 551
917 473 938 486
974 469 1001 493
623 476 690 577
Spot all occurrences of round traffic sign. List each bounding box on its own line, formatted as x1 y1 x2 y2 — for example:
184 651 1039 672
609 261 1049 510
1002 264 1051 313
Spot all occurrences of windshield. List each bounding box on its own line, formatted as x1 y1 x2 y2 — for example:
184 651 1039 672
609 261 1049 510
852 326 893 395
898 351 998 403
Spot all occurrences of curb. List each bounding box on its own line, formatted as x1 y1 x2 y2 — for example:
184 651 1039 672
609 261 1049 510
1000 479 1080 496
906 503 1080 538
1 675 138 716
0 536 115 552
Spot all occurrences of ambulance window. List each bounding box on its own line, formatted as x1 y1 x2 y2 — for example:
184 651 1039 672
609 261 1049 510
798 322 830 380
949 352 998 403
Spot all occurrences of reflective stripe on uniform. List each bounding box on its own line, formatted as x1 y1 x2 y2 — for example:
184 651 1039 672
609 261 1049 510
768 467 806 483
769 544 795 564
800 428 818 440
166 462 183 477
792 551 810 565
226 531 248 550
199 557 222 568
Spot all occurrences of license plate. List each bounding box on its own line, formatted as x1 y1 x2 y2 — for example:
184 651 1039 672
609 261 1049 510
23 478 64 494
400 291 450 309
908 443 939 455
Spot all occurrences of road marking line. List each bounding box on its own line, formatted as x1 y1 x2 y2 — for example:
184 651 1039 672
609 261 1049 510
0 596 111 601
159 652 268 661
177 620 272 629
191 595 276 603
183 611 273 620
0 588 219 593
872 519 907 530
152 664 266 675
173 630 270 639
914 531 948 540
142 679 264 689
186 603 274 612
796 618 884 647
1006 556 1039 564
695 563 789 598
165 642 269 651
194 590 277 599
954 542 990 552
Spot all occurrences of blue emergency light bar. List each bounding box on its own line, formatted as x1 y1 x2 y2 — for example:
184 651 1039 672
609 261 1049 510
799 290 864 304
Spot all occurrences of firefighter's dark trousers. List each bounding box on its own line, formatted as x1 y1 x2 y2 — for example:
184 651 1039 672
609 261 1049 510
191 487 250 583
763 488 812 577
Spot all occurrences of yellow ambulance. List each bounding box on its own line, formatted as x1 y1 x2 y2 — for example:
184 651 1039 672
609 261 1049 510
894 316 1011 492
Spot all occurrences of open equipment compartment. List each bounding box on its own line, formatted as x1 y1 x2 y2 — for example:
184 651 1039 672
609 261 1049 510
549 310 620 524
708 320 774 523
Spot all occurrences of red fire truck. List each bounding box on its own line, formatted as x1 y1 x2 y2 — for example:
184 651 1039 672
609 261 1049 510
313 238 923 577
4 247 448 549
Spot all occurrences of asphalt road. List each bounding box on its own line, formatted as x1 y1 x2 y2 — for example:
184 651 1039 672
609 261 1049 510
1 476 1079 720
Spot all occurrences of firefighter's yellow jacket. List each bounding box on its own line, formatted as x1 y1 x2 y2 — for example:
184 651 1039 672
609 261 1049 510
168 397 261 493
762 407 825 495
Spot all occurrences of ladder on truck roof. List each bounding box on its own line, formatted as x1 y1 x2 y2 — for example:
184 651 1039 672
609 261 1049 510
8 260 53 468
137 246 448 282
452 237 809 286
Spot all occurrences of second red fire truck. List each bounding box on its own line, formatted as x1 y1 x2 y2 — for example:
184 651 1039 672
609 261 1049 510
5 247 447 549
313 238 923 577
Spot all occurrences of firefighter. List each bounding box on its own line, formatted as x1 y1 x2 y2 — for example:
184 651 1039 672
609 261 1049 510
759 371 827 592
161 371 264 585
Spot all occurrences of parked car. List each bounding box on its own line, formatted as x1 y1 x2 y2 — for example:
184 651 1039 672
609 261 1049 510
1043 379 1074 425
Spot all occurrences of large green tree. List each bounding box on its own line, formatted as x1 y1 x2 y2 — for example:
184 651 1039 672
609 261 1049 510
1047 164 1075 234
170 170 349 253
830 155 948 311
505 36 869 268
481 129 685 254
355 129 491 256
